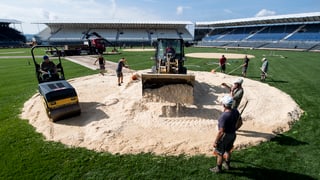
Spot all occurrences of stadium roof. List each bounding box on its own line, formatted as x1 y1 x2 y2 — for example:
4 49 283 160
196 12 320 28
32 20 193 29
0 19 22 24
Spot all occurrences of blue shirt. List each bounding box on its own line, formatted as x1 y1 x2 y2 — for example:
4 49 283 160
218 109 240 134
117 61 125 72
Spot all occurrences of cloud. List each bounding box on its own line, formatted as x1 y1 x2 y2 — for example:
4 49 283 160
110 0 117 18
255 9 276 17
38 9 59 20
176 6 190 16
224 9 233 14
176 6 184 15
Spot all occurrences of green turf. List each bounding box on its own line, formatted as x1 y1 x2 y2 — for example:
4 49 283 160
0 47 319 179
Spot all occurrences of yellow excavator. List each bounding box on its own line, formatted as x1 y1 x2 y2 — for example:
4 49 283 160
141 38 195 104
31 45 81 121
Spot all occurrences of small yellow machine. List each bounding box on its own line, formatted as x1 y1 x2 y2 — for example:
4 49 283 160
31 45 81 121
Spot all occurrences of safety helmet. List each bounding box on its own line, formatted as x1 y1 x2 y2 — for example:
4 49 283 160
221 95 233 107
43 55 49 60
233 78 243 85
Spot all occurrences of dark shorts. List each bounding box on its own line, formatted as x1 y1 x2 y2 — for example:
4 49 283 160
116 71 123 77
221 65 226 71
215 133 236 155
242 66 248 73
100 65 105 70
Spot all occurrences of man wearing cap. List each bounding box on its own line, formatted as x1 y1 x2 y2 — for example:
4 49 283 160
40 55 58 80
210 95 240 173
221 78 244 109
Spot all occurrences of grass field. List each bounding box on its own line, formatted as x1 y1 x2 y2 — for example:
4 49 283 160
0 47 319 179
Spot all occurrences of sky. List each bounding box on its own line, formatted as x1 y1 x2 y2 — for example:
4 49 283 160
1 0 319 34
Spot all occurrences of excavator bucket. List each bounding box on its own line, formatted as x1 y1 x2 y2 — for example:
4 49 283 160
142 73 195 89
141 73 195 104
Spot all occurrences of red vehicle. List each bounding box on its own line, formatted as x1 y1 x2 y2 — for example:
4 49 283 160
90 38 106 53
47 32 115 56
83 37 106 55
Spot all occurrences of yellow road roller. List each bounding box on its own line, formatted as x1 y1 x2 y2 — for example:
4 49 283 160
31 45 81 121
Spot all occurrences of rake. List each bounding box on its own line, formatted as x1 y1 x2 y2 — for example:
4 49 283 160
210 65 221 73
227 64 243 75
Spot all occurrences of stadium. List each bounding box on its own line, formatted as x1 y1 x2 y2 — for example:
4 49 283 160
1 12 320 179
1 12 320 51
0 19 26 47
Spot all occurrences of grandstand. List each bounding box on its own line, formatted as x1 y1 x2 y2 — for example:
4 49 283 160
2 12 319 51
0 19 26 47
195 12 320 51
33 21 194 47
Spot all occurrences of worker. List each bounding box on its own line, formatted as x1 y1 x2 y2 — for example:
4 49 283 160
242 55 250 77
261 58 269 81
219 55 227 73
166 46 175 55
221 78 244 109
165 45 176 62
210 95 240 173
40 55 58 80
116 58 129 86
93 53 106 76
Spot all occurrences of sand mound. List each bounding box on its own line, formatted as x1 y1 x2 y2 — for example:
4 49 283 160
21 70 303 156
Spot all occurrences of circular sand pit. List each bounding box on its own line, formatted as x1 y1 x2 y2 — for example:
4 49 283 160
21 70 302 156
186 53 255 59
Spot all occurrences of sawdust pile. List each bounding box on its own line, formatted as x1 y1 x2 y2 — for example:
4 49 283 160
21 70 303 156
143 84 194 104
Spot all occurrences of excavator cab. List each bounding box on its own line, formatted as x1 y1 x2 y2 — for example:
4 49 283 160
156 39 185 74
